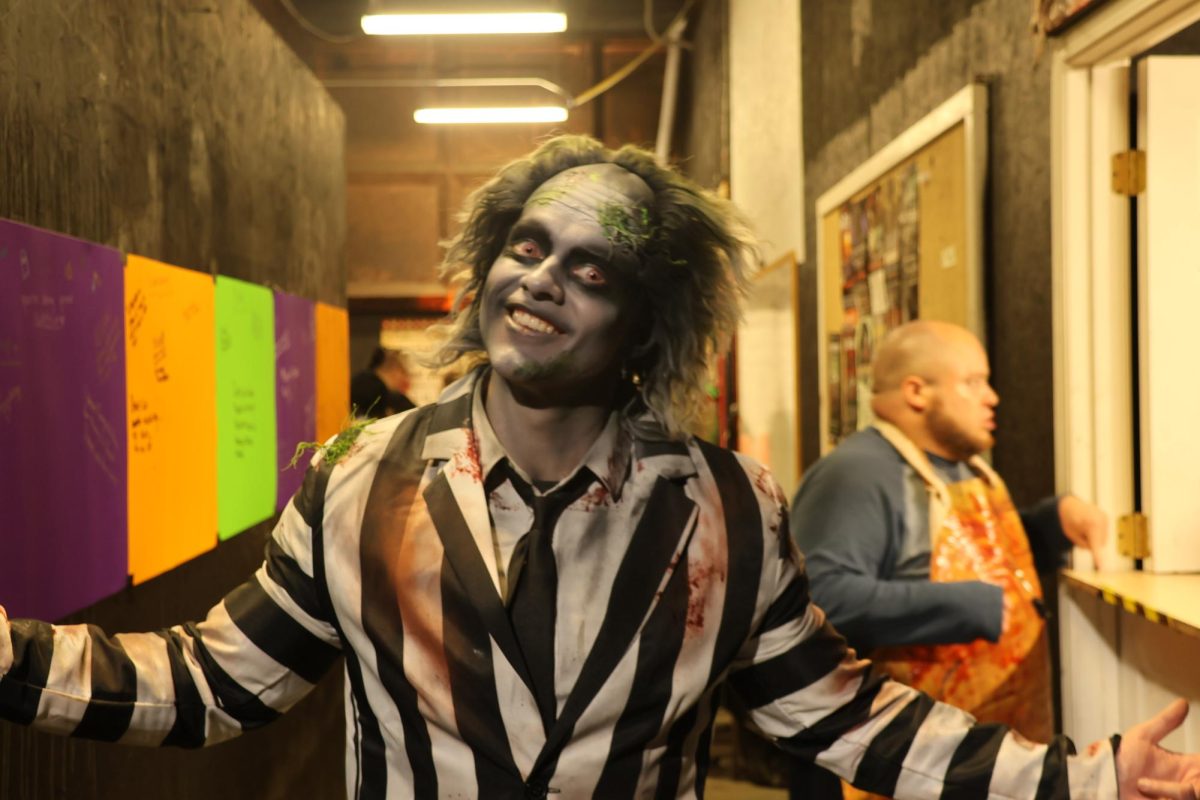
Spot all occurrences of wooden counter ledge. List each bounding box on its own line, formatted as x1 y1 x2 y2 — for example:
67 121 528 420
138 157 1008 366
1062 569 1200 638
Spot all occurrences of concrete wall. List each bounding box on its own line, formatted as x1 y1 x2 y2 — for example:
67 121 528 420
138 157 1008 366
679 0 729 190
799 0 1056 509
0 1 347 797
730 0 804 263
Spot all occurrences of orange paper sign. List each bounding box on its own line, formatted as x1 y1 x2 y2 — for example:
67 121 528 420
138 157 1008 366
315 302 350 443
125 255 217 584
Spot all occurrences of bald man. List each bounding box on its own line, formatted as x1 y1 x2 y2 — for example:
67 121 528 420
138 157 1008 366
789 321 1107 796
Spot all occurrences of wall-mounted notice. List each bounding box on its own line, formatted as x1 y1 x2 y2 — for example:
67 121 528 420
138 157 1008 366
314 302 350 443
125 255 217 584
0 220 128 620
215 276 276 541
274 292 316 510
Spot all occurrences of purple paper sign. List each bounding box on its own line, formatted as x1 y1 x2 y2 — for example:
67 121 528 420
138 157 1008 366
0 219 128 620
274 292 316 510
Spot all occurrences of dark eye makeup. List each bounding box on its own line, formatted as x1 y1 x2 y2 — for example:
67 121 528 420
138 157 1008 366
508 238 543 260
504 218 623 293
572 264 608 287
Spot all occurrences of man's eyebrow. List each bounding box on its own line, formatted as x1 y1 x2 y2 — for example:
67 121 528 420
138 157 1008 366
573 246 614 269
507 219 548 241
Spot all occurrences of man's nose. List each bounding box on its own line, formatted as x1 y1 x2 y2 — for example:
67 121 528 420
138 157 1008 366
520 257 565 302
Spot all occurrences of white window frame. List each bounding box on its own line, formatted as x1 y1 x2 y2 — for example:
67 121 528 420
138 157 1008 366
1051 0 1200 744
1051 0 1200 560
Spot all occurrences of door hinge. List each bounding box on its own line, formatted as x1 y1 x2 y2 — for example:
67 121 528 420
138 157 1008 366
1112 150 1146 196
1117 512 1150 559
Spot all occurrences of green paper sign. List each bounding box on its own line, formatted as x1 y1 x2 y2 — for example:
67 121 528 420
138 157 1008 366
215 276 277 540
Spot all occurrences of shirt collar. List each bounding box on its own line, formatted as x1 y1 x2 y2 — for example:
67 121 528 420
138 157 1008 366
471 372 633 500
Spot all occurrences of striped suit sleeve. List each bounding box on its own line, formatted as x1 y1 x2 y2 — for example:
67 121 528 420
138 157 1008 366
0 477 342 748
727 475 1120 799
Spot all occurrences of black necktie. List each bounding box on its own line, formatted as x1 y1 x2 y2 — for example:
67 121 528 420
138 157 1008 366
504 466 594 734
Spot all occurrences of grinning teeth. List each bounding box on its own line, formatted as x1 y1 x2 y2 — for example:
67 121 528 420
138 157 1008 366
511 308 559 334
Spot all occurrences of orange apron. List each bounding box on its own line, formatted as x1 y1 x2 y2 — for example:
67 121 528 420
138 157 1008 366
843 424 1052 800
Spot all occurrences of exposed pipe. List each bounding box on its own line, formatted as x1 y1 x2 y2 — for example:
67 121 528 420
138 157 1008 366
655 16 688 164
321 77 575 106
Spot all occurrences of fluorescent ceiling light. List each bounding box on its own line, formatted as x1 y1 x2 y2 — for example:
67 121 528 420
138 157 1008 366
413 106 570 124
362 12 567 36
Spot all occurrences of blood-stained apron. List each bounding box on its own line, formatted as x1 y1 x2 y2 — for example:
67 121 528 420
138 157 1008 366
842 423 1052 800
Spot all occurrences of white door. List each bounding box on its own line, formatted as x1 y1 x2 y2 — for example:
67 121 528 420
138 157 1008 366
1137 56 1200 573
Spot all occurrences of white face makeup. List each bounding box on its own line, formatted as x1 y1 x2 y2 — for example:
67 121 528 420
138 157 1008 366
479 163 654 404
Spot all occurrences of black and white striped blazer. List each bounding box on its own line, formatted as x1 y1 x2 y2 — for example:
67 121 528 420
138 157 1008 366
0 371 1119 798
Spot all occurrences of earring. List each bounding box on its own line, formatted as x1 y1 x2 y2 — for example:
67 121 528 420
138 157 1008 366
619 362 643 387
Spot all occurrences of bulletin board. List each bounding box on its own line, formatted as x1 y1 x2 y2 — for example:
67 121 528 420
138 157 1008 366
736 250 802 495
816 84 988 454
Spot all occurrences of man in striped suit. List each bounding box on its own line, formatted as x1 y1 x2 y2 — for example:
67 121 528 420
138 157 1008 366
2 135 1198 798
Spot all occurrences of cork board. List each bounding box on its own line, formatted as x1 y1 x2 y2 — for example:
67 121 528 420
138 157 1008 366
816 86 987 453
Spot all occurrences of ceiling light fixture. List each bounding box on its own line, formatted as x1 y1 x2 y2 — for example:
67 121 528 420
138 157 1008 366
412 105 569 125
361 12 567 36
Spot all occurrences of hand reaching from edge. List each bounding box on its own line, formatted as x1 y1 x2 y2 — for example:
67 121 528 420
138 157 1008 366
1059 494 1108 570
0 604 10 673
1118 699 1200 799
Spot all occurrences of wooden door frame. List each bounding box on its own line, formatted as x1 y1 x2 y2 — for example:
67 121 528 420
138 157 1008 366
1050 0 1200 743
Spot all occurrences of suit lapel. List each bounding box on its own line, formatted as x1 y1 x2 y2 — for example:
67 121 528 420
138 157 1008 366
533 474 698 771
420 371 534 691
423 471 535 694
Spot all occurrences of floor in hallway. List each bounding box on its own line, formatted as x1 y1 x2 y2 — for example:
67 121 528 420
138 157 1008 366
705 707 790 799
706 776 789 798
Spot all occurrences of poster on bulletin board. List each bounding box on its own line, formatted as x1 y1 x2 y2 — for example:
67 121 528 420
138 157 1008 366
0 220 128 620
215 275 276 541
816 85 987 454
125 255 217 585
274 291 316 510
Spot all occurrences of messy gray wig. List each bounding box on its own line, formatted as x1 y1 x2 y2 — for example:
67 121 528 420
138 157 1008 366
431 134 760 436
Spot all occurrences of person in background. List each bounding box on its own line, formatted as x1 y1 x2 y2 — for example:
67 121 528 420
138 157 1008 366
2 139 1196 800
790 319 1109 799
350 345 415 417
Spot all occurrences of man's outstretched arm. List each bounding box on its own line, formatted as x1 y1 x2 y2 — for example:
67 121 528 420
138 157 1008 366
729 590 1119 796
740 476 1199 798
0 484 342 747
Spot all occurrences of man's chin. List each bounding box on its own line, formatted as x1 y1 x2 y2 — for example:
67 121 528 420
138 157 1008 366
488 353 572 393
511 355 571 383
961 433 994 459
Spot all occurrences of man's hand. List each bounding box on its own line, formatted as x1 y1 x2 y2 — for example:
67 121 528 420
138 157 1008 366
0 604 10 674
1059 494 1108 569
1118 699 1200 798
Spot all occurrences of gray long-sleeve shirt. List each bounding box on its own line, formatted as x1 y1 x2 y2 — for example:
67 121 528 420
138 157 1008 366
790 428 1068 652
